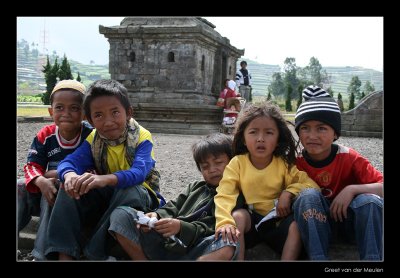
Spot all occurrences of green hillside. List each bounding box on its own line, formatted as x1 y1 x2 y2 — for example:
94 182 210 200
238 59 383 101
17 41 110 95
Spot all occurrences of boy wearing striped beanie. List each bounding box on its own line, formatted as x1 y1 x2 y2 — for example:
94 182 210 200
292 85 383 260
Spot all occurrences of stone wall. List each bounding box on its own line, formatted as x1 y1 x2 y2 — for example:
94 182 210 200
99 17 244 134
341 91 383 138
100 17 243 105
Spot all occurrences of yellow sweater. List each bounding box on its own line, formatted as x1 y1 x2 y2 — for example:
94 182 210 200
214 153 319 229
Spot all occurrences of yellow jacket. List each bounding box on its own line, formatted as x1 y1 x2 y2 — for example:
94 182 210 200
214 153 319 229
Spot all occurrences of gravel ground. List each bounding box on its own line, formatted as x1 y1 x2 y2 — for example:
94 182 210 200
17 121 383 261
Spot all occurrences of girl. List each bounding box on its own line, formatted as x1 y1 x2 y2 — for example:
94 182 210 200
213 102 319 260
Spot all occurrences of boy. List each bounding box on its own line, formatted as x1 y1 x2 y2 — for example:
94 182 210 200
235 61 252 103
45 79 163 260
18 79 93 260
293 85 383 260
108 133 239 260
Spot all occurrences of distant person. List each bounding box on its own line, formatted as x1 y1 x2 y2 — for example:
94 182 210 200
216 79 231 108
214 102 319 260
18 80 93 260
109 133 240 260
235 61 252 103
45 79 163 260
293 85 383 260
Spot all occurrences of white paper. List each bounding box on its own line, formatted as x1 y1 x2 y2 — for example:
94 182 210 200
255 199 279 231
136 211 187 247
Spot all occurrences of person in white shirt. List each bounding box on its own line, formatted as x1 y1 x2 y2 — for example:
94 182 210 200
235 61 252 103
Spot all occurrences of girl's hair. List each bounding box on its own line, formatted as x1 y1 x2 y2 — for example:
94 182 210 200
233 102 297 168
84 79 131 122
192 133 233 171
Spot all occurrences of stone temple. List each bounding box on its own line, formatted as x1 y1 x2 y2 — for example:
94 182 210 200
99 17 244 134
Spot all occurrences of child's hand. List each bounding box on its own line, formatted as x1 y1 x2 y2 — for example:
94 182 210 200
74 173 110 196
63 172 81 199
277 191 294 217
36 177 58 206
153 218 180 238
215 224 240 244
137 212 159 232
330 186 355 222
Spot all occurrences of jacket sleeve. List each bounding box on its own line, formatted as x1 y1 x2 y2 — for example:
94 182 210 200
114 140 155 188
214 158 241 229
157 182 216 250
284 165 320 196
156 182 193 218
177 214 215 249
57 141 95 182
24 135 47 192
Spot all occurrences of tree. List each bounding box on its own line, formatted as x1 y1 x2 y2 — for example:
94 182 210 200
268 72 286 99
303 57 329 87
283 57 300 99
360 91 365 99
347 76 362 100
41 56 52 105
267 91 272 101
285 85 293 112
348 91 355 110
58 54 73 80
76 72 81 82
297 84 304 109
337 92 344 112
363 80 375 95
42 57 59 105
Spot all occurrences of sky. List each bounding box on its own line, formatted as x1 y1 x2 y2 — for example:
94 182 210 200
17 17 383 71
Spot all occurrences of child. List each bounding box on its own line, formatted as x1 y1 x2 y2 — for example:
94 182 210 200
213 102 319 260
18 79 93 260
108 133 240 260
216 79 230 108
45 79 163 260
293 85 383 260
224 80 241 117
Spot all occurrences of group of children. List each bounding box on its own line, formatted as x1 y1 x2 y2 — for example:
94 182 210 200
18 79 383 261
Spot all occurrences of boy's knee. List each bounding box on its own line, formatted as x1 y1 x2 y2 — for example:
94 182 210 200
110 206 135 226
350 193 383 210
294 188 323 207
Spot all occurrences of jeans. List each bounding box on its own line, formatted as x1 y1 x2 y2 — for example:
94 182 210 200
239 85 252 103
293 188 383 260
45 184 153 260
109 207 238 260
17 179 41 233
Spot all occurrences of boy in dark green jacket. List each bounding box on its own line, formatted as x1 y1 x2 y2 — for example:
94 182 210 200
108 133 240 260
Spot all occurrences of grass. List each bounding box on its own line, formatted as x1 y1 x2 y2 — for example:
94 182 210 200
17 107 49 117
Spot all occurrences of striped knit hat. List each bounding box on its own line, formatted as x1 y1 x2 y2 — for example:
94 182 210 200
295 85 341 137
51 79 86 97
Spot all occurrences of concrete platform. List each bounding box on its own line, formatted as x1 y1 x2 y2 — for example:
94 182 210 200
18 217 359 260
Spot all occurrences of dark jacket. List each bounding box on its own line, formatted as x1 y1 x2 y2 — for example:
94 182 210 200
156 180 245 254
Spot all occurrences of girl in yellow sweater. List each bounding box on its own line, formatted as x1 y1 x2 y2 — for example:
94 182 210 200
214 102 319 260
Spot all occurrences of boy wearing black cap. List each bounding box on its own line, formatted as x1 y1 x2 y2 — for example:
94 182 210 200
293 85 383 260
18 79 93 260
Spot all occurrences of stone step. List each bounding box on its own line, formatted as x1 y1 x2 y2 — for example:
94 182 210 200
18 216 359 260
